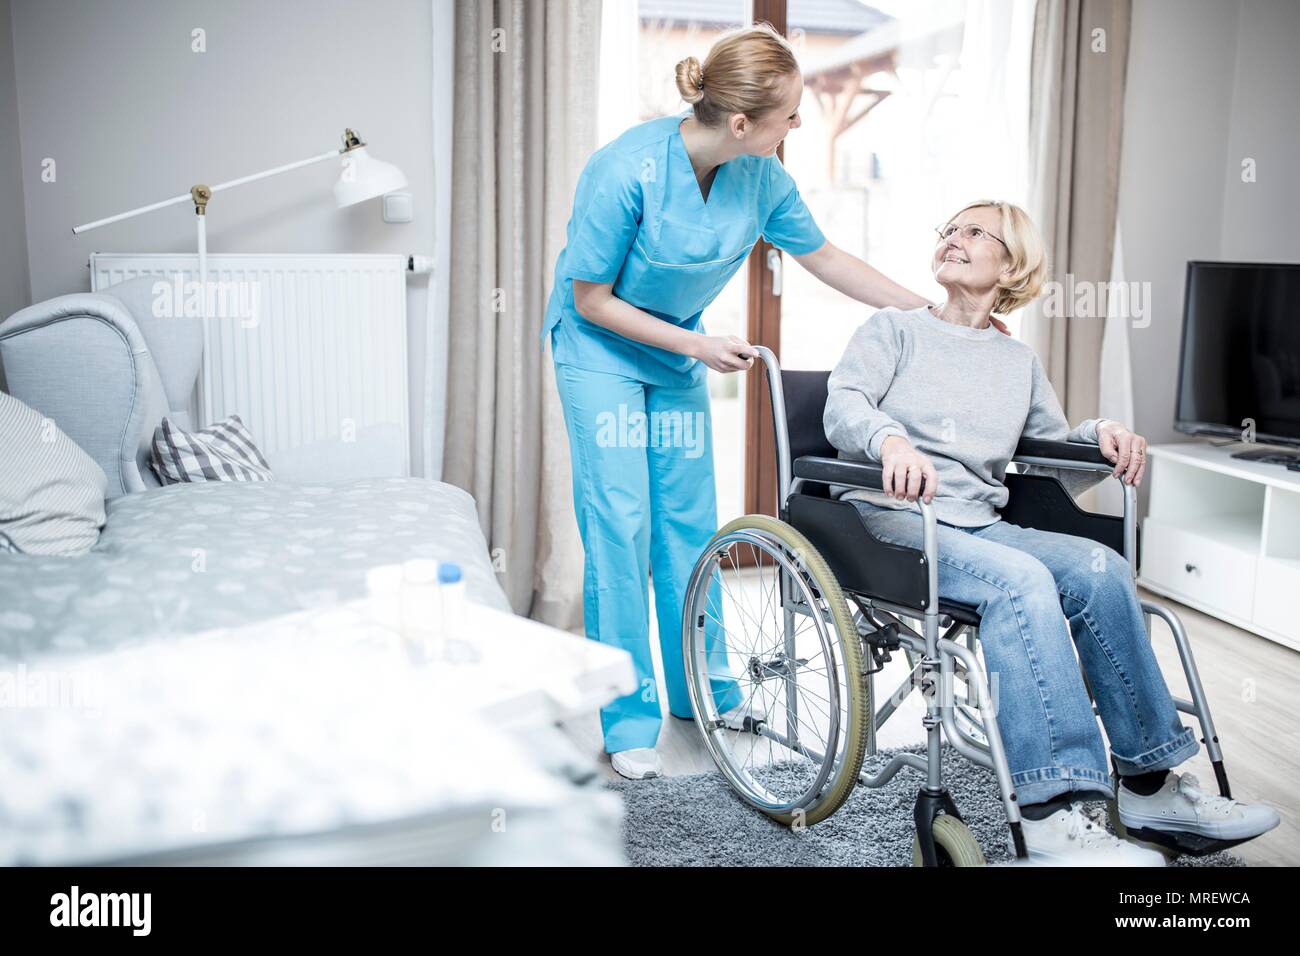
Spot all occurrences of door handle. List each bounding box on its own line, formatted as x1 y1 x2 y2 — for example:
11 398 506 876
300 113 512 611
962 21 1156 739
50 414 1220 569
766 248 783 297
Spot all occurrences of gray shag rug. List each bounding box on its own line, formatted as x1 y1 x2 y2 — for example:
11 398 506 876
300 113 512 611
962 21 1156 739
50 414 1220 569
609 743 1247 866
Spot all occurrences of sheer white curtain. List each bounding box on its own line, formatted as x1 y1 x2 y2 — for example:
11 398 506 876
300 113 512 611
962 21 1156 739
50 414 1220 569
949 1 1034 198
947 0 1036 330
1095 224 1136 514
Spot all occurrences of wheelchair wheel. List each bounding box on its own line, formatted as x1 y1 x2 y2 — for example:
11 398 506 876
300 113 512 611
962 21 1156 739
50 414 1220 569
911 814 985 867
683 514 868 827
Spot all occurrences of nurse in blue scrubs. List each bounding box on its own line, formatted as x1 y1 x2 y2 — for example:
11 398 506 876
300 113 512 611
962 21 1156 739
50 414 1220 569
543 24 932 779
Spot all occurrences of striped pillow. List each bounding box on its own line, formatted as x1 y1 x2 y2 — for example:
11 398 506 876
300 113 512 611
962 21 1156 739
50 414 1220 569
150 414 274 484
0 391 107 556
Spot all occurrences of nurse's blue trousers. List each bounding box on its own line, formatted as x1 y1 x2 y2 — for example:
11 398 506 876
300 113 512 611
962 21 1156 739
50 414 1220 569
553 359 743 752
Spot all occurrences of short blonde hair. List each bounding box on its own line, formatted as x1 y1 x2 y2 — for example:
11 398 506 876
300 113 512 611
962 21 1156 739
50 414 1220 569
947 200 1048 315
674 22 799 127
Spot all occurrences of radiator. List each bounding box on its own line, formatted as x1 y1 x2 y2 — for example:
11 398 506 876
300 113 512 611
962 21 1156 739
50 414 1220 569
90 253 410 480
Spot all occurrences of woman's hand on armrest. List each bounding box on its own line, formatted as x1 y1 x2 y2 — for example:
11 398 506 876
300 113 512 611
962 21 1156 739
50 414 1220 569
879 435 939 503
1096 421 1149 486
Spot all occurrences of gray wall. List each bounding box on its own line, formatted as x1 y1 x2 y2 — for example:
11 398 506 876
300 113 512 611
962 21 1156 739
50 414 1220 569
6 0 442 474
0 0 30 325
1119 0 1300 462
10 0 434 301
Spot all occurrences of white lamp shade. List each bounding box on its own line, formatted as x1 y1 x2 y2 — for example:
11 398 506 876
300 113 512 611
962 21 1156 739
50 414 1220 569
334 147 408 207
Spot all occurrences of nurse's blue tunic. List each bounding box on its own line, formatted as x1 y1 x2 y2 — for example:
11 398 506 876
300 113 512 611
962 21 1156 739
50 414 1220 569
543 109 826 385
542 109 826 753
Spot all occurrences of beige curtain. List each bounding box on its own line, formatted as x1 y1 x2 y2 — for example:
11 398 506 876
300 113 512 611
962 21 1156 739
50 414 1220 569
445 0 598 627
1022 0 1132 425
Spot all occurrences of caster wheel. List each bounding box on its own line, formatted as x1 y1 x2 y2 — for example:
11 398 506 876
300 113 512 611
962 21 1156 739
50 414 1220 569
912 813 986 867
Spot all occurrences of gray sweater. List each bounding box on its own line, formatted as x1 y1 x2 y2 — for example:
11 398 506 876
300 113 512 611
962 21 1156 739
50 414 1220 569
823 305 1108 527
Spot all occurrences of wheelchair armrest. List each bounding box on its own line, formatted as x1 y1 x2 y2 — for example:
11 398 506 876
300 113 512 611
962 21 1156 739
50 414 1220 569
792 455 885 492
1013 438 1110 467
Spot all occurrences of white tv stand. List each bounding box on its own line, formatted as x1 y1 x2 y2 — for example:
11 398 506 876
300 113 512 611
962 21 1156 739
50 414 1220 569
1139 442 1300 651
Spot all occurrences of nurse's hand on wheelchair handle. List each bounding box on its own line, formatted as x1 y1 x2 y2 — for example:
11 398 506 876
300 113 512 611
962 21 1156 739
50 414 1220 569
879 435 939 504
1097 420 1148 486
693 333 756 373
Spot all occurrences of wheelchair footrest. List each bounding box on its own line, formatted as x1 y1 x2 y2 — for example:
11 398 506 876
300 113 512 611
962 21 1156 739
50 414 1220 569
1122 825 1254 858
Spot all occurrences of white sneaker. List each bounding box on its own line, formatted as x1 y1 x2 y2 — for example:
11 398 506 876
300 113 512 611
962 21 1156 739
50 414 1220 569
611 747 663 780
1118 771 1281 842
1012 800 1167 866
719 701 758 731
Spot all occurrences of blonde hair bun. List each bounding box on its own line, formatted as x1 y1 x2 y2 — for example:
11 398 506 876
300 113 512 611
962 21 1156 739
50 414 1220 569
673 23 799 123
675 56 705 105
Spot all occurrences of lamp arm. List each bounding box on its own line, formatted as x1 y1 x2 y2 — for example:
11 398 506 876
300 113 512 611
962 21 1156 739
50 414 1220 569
71 146 342 235
209 147 340 197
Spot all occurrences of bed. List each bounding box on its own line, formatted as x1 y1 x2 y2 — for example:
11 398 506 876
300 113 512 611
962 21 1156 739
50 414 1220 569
0 275 510 660
0 477 509 660
0 281 631 868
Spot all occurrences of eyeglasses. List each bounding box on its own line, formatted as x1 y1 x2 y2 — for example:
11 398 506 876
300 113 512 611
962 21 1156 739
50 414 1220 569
936 222 1009 253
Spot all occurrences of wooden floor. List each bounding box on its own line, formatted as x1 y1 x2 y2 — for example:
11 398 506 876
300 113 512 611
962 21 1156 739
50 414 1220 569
558 583 1299 866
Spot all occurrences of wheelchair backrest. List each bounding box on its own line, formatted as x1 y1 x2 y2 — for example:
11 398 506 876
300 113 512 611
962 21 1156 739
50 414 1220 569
781 369 838 461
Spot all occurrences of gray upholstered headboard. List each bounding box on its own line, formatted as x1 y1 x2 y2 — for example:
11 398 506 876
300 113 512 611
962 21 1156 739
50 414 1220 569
0 275 203 498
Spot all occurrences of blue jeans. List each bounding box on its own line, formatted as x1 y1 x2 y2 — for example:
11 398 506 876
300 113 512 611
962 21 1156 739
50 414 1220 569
850 500 1199 806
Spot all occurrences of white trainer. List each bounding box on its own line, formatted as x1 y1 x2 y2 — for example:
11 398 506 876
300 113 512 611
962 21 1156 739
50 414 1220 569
719 702 758 731
1118 771 1280 842
611 747 663 780
1012 801 1167 866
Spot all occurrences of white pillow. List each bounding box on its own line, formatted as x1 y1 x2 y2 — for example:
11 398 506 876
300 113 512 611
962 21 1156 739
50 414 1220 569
0 392 108 556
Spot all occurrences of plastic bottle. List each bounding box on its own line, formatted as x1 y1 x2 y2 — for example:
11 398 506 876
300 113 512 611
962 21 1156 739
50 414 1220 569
400 559 441 663
437 562 466 653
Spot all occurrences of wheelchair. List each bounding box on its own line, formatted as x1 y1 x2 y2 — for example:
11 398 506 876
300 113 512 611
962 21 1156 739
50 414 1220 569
682 346 1242 866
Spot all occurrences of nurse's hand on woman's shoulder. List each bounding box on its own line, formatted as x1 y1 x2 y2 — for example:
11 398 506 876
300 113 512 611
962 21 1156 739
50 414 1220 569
692 334 756 373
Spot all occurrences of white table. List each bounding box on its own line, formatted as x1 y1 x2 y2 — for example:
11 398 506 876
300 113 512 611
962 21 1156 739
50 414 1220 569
0 598 635 865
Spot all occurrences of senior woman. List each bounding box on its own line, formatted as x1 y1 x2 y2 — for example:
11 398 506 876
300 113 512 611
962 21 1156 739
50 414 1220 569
824 199 1280 865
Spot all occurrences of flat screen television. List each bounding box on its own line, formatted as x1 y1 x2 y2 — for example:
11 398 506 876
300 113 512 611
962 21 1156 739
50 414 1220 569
1175 261 1300 454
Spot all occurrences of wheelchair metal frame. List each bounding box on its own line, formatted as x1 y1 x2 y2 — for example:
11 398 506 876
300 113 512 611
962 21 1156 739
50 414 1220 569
748 346 1233 864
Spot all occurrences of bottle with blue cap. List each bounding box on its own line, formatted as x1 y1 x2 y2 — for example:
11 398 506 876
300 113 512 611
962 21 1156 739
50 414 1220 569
437 561 466 654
